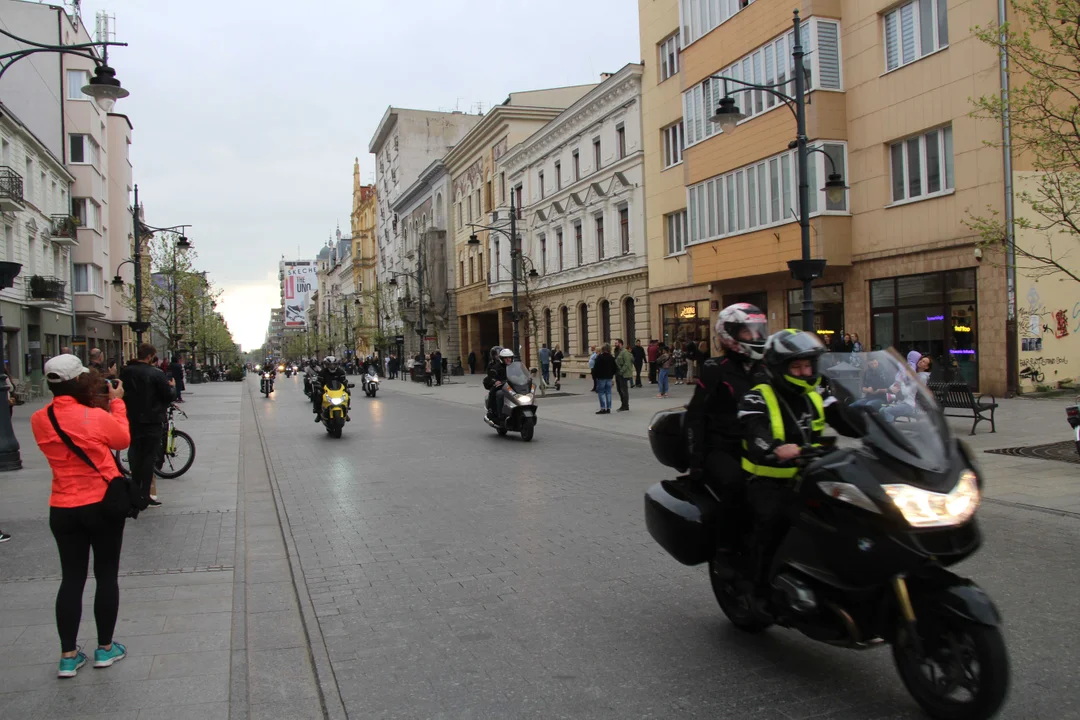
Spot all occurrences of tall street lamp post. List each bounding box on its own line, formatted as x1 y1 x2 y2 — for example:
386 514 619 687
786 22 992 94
708 10 848 332
468 191 524 358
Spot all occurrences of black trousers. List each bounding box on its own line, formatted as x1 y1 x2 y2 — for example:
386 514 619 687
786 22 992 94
633 360 643 386
50 504 126 652
615 375 630 409
434 369 442 386
128 431 161 506
648 361 657 384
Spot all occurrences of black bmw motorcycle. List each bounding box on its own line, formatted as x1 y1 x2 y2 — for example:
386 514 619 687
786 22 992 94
645 351 1009 719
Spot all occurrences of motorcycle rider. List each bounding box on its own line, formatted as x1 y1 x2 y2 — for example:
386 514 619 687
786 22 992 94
738 329 860 591
483 348 515 421
312 356 349 422
684 303 769 504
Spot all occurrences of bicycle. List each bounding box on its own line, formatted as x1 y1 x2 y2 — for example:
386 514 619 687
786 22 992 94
115 404 196 479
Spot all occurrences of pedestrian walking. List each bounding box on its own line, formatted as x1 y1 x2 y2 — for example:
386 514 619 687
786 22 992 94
592 344 617 414
852 333 863 352
538 344 551 385
88 348 106 374
656 344 673 398
168 355 185 402
631 340 645 387
684 340 698 383
119 344 174 509
647 339 660 384
588 346 599 392
551 346 564 389
467 350 476 375
432 349 443 386
614 339 633 411
672 346 686 384
30 354 131 678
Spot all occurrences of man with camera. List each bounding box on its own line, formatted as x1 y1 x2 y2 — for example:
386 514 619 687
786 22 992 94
118 344 175 509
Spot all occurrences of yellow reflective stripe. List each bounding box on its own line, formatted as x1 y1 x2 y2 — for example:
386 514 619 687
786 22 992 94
741 456 798 478
809 390 825 431
752 384 786 443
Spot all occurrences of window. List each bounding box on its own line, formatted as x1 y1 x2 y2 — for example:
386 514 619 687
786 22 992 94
467 195 473 221
619 206 630 254
554 162 562 190
889 126 953 203
457 201 463 226
69 134 98 165
478 251 483 281
592 138 601 171
500 172 506 202
73 263 101 294
600 300 611 341
666 210 688 255
538 171 545 200
680 0 756 46
596 215 605 260
25 158 33 200
884 0 948 72
685 142 847 244
476 189 482 216
514 185 523 216
494 240 500 281
572 150 581 181
540 235 547 274
683 18 842 147
469 256 475 284
557 228 564 271
579 304 589 353
561 306 570 352
4 225 13 261
574 222 583 265
616 125 626 159
460 260 465 285
663 122 685 168
659 32 681 82
66 69 90 100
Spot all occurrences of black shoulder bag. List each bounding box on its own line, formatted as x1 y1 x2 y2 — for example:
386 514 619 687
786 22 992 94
47 405 140 520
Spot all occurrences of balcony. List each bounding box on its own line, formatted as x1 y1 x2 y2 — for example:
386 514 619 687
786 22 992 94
49 215 79 246
0 166 24 212
26 275 67 306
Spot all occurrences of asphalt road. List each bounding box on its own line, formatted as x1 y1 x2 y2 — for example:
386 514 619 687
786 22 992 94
254 374 1080 719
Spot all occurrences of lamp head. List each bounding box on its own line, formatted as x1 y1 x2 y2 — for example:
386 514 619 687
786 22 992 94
176 235 191 251
82 63 129 112
388 277 398 286
709 95 745 133
468 234 480 245
824 172 849 206
111 275 124 290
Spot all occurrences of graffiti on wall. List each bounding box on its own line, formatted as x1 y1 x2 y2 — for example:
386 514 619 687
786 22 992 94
1017 285 1079 388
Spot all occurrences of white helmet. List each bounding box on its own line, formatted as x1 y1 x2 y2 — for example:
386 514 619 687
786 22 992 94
323 355 338 367
715 303 768 360
499 348 514 360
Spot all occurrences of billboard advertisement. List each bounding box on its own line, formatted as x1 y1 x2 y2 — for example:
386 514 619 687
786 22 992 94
283 261 316 328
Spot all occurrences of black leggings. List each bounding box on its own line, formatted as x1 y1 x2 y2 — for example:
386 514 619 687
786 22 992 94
49 505 125 652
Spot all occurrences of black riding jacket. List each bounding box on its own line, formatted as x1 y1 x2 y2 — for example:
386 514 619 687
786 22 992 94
483 363 508 391
685 355 764 467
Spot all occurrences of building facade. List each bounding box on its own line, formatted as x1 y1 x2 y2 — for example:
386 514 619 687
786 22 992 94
349 160 378 356
495 65 649 375
639 0 1012 393
447 84 598 367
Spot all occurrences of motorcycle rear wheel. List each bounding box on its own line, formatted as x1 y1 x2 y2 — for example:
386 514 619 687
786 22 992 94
709 557 772 634
892 620 1009 720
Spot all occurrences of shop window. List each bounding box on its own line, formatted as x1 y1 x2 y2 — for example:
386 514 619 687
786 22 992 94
661 300 712 350
787 284 844 339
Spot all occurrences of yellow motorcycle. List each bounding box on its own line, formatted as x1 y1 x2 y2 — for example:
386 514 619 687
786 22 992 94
320 378 351 438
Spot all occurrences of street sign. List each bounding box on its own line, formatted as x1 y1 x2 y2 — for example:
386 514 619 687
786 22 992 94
394 335 405 343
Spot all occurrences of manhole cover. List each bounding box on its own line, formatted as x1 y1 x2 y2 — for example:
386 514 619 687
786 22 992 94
985 440 1080 465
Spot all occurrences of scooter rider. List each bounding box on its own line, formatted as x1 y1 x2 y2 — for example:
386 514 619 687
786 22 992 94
684 303 769 501
312 356 348 422
738 329 860 590
483 348 515 421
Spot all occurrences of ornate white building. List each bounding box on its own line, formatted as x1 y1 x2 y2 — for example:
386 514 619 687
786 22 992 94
494 64 648 372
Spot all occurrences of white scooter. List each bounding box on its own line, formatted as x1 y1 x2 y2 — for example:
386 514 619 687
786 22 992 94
361 370 380 397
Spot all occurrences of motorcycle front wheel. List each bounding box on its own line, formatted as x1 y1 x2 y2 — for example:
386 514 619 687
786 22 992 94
892 619 1009 720
520 418 535 441
708 557 772 634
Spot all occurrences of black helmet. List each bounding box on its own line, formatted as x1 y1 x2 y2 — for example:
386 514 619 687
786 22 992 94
763 329 825 394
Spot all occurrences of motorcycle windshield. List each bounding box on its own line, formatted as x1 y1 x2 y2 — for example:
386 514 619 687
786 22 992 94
820 350 951 473
505 362 532 393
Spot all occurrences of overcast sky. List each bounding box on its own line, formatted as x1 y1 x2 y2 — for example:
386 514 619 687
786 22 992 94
75 0 640 350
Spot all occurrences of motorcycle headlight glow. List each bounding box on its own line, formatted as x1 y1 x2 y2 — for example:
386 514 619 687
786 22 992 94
518 393 534 404
883 470 980 528
329 397 344 406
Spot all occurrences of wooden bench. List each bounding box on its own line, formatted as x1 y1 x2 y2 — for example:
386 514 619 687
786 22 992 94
928 382 997 435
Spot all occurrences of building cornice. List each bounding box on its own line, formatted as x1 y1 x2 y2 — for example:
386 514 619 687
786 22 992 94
391 159 447 212
0 101 75 180
444 105 564 174
491 266 648 301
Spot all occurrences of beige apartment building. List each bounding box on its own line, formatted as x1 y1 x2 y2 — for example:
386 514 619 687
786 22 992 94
447 85 598 364
350 160 377 356
640 0 1013 394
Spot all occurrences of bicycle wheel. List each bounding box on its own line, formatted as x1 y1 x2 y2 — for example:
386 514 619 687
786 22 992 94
114 449 132 477
156 429 196 479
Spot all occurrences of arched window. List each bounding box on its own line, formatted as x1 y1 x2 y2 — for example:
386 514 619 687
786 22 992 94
544 308 552 348
560 306 570 352
436 192 444 227
578 303 589 354
623 297 636 345
599 299 611 343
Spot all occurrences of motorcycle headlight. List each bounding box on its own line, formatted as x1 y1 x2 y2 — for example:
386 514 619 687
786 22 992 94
883 470 980 528
517 393 534 404
329 397 344 405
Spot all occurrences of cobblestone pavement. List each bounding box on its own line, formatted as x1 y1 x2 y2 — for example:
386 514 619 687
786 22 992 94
253 373 1080 719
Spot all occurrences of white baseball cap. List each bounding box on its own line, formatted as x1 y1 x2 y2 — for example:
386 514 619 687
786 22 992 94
44 354 90 383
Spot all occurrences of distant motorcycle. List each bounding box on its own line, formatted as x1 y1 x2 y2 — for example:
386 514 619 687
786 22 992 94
483 360 537 441
319 378 351 438
260 371 274 397
361 370 380 397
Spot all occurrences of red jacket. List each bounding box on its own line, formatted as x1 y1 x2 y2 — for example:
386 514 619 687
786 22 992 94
646 343 659 363
31 397 130 508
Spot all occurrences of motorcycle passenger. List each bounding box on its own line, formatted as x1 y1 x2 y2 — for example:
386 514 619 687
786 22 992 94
312 356 348 422
483 348 515 421
738 329 860 590
684 303 768 503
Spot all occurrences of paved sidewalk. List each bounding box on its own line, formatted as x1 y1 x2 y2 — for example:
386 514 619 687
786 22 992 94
0 380 323 719
379 370 1080 514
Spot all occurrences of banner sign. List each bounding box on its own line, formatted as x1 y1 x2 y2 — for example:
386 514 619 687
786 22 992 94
283 261 316 328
